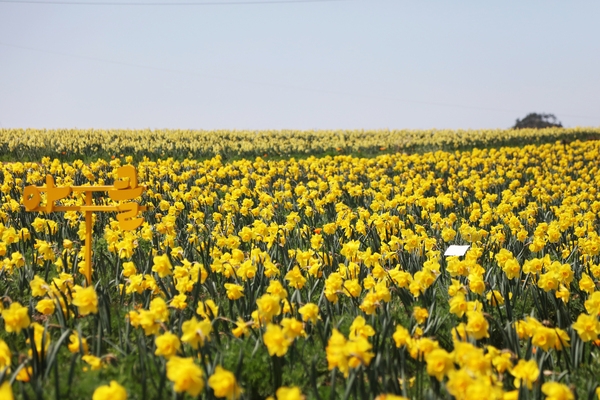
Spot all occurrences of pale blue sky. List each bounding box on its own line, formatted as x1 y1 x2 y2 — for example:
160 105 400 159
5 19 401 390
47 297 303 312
1 0 599 130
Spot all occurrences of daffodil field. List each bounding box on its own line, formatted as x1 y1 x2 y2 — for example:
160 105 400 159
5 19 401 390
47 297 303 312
2 127 600 161
1 128 600 399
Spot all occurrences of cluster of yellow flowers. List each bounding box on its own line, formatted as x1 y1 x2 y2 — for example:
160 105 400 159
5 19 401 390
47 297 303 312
1 139 600 398
1 127 599 160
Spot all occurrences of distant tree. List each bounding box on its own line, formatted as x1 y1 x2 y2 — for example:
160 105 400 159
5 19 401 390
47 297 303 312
513 113 563 129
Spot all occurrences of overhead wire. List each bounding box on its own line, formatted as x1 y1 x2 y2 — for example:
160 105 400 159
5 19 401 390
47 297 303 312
0 0 356 6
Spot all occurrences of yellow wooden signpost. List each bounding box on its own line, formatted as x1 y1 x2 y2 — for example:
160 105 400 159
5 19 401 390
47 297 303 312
23 165 146 285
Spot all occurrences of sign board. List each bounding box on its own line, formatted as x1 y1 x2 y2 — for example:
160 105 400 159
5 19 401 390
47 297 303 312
23 165 146 284
444 245 470 257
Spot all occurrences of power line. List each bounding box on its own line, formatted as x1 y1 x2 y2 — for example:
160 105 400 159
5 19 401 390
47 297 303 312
0 0 354 5
0 41 597 121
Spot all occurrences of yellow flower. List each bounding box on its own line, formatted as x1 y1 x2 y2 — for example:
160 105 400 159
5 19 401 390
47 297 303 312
72 285 98 316
298 303 320 324
449 293 468 318
468 273 485 295
0 339 11 371
155 331 181 359
125 274 144 295
170 294 187 310
30 275 50 297
35 298 56 315
263 323 291 357
373 281 390 302
1 227 19 244
326 329 349 377
392 325 411 348
348 316 375 340
82 355 103 371
579 273 595 294
208 366 242 400
16 366 32 382
531 326 556 352
359 291 379 315
515 317 538 339
446 278 466 297
34 239 55 262
572 313 600 342
541 382 574 400
409 337 440 360
181 317 212 349
10 251 25 269
340 240 361 260
324 273 343 303
502 258 521 280
425 348 454 381
237 259 257 280
152 254 173 278
285 266 306 289
453 341 488 374
122 261 137 277
231 317 250 338
275 386 305 400
413 306 429 325
446 368 474 399
323 223 336 235
92 381 127 400
137 309 160 336
310 234 323 250
546 226 561 243
346 335 374 369
486 290 504 307
197 299 219 320
464 378 502 398
510 359 539 389
585 292 600 315
68 331 89 354
342 279 361 298
556 285 570 304
0 381 14 400
374 394 408 400
256 294 282 323
149 297 169 322
224 283 244 300
465 310 489 340
266 280 288 300
1 302 30 333
538 271 560 292
441 227 456 242
491 351 512 374
553 328 570 351
166 356 204 397
280 318 305 341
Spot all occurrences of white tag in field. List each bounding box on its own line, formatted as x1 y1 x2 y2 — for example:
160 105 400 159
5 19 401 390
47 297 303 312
444 245 470 257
